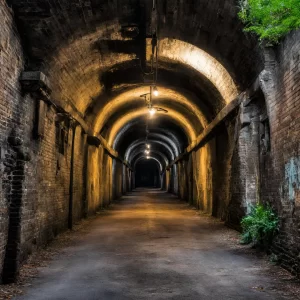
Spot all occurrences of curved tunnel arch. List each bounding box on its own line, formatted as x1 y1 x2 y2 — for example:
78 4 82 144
107 107 197 146
39 28 241 175
158 39 239 103
134 156 163 173
125 139 176 163
76 40 240 169
39 27 240 148
44 19 242 203
91 85 210 135
115 123 183 158
46 36 239 121
130 146 170 167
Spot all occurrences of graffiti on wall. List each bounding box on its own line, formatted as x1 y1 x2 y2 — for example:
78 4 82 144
284 157 300 204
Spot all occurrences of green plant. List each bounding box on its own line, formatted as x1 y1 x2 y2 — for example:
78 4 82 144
240 203 279 248
238 0 300 45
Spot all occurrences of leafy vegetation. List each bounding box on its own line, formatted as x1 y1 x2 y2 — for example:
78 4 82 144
240 203 279 248
238 0 300 45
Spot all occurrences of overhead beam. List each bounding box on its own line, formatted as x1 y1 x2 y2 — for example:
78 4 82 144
97 134 133 170
187 94 244 153
166 93 244 169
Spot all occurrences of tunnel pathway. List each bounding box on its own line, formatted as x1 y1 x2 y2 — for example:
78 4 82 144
15 190 288 300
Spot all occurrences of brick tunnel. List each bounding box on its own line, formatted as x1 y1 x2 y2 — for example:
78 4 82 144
0 0 300 298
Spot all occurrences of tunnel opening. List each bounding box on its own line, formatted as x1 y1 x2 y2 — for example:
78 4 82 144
135 159 161 188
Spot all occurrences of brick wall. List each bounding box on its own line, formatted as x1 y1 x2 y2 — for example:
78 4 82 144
0 2 101 282
259 30 300 275
0 2 25 281
226 99 265 228
173 29 300 276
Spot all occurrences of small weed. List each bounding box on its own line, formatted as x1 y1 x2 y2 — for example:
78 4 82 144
240 203 279 250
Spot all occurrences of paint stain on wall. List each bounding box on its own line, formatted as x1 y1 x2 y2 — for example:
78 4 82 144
284 157 300 202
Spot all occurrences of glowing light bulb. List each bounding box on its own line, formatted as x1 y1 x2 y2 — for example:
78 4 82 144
146 144 150 149
145 150 150 154
146 156 150 159
153 86 159 97
149 107 156 116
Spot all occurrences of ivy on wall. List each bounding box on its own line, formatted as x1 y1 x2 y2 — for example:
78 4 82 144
238 0 300 45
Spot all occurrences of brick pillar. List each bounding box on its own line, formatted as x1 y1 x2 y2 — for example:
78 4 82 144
2 133 30 283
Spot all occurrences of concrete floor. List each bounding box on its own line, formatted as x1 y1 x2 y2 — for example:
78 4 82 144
15 189 287 300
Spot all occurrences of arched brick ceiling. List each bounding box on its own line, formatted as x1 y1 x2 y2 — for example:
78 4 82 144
44 36 233 129
9 0 262 88
158 38 238 103
92 86 208 134
9 0 263 166
156 1 263 84
9 0 253 106
85 62 220 126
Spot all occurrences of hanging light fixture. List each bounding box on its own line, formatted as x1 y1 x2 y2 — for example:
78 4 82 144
140 0 166 161
148 107 156 116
